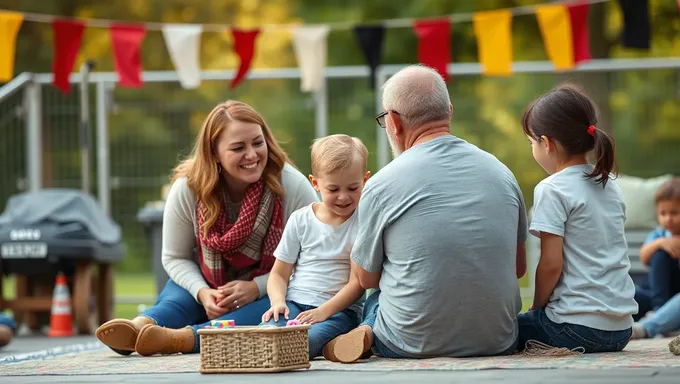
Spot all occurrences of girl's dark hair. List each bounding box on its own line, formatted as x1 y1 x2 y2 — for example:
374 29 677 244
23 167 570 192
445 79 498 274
521 84 617 187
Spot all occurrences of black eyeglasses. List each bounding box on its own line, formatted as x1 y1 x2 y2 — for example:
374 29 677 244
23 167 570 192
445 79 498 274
375 110 401 128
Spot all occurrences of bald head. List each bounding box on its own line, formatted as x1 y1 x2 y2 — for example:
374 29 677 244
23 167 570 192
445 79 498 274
382 65 451 129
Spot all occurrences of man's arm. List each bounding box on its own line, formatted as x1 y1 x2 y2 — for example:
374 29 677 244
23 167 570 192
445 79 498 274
354 260 381 289
349 184 387 290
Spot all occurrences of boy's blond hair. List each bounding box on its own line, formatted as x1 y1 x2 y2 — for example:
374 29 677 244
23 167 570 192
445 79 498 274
655 177 680 204
310 134 368 175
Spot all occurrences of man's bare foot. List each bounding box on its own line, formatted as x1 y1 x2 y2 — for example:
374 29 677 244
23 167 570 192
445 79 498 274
322 325 373 363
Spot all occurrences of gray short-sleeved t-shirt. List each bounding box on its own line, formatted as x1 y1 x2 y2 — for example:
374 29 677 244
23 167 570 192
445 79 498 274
351 135 527 358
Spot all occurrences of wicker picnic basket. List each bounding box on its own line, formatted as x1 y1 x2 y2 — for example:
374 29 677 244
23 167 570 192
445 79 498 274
197 324 312 373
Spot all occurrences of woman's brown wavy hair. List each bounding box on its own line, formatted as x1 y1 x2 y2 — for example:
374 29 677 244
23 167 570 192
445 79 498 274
172 100 289 236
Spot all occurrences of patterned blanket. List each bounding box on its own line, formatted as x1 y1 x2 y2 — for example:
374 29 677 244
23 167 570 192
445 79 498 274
1 338 678 376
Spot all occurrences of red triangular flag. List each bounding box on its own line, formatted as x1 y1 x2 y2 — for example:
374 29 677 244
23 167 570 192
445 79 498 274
231 28 259 89
52 19 85 94
110 24 146 87
567 2 591 63
413 19 450 82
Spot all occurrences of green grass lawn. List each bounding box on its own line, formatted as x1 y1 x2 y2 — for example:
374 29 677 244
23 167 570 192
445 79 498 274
3 273 534 320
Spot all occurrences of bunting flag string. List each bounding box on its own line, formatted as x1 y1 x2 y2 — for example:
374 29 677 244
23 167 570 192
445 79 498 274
2 0 612 32
0 0 659 93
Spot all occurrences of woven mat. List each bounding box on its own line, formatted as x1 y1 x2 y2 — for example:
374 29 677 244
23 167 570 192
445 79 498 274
1 338 678 376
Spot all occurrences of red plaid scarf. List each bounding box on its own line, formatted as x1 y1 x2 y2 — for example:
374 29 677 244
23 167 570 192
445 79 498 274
195 180 283 288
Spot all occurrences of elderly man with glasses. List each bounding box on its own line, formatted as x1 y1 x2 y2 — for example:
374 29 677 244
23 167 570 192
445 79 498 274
322 65 528 363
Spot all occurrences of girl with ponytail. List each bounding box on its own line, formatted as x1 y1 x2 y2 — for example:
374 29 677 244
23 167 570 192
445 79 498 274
516 84 638 354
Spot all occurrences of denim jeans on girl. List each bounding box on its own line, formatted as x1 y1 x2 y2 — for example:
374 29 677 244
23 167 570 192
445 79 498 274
142 279 271 353
261 301 358 359
517 309 632 353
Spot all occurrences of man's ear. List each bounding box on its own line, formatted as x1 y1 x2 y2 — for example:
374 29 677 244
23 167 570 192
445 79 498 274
389 111 404 136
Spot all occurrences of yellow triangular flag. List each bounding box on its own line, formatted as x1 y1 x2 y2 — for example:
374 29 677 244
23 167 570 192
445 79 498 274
473 10 513 76
535 5 574 71
0 11 23 82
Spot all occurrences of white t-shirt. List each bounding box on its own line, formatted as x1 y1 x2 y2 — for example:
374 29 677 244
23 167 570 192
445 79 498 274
274 203 363 316
530 164 638 331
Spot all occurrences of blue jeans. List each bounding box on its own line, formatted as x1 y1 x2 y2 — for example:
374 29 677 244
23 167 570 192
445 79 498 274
361 290 518 358
359 290 410 359
647 250 680 311
142 279 271 353
517 309 632 353
0 312 16 333
640 292 680 337
261 301 358 359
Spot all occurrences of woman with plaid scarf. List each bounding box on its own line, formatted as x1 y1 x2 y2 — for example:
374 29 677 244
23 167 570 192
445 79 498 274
96 100 319 356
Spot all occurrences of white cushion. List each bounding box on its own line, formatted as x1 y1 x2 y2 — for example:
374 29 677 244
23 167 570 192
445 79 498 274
616 173 674 229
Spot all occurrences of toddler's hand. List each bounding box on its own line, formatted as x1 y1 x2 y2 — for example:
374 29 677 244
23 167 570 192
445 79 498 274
296 308 330 325
262 303 289 323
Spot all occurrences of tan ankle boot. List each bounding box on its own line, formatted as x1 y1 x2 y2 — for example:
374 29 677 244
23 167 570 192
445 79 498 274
96 316 155 355
0 325 13 348
135 325 195 356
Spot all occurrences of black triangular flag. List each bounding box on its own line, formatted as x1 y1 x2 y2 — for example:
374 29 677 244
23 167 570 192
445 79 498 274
617 0 651 49
353 25 385 89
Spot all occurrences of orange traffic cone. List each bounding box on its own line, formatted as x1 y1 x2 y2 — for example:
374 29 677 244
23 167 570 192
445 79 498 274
48 273 75 337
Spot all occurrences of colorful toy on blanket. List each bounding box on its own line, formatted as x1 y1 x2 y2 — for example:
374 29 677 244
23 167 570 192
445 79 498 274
208 320 235 328
286 319 300 326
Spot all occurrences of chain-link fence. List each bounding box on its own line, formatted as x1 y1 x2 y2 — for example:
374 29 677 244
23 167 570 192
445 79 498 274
1 60 679 279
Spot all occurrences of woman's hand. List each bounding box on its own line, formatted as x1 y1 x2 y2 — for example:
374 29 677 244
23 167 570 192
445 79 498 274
217 280 259 313
262 302 290 323
197 288 227 319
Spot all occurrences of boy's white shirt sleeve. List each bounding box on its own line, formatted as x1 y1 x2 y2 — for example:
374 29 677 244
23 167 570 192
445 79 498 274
529 181 569 238
274 210 303 265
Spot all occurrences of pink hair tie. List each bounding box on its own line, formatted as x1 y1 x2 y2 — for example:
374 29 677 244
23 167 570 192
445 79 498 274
587 125 596 136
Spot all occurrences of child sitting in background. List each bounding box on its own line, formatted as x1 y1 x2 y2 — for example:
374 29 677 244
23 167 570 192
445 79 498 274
517 84 638 353
632 177 680 338
261 134 370 360
0 312 15 348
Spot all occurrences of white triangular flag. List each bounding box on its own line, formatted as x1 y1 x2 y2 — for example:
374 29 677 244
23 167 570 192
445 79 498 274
162 24 203 89
291 25 330 93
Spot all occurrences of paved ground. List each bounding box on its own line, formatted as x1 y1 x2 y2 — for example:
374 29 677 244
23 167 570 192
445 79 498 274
2 334 680 383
